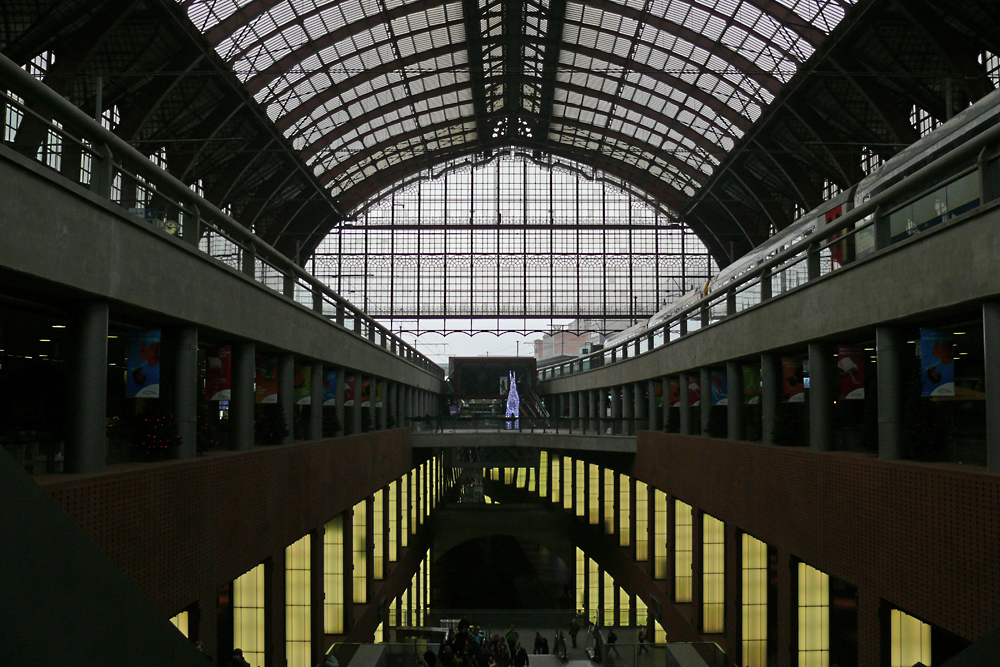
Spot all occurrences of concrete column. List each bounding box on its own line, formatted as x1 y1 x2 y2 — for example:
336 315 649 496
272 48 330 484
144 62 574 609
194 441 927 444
727 361 744 441
599 389 609 434
351 373 362 435
174 327 198 460
679 372 691 435
278 354 295 444
635 381 647 430
648 380 659 431
612 386 623 435
230 342 256 451
700 367 712 436
335 368 346 436
67 301 109 474
373 377 383 430
622 384 634 435
309 361 323 440
877 327 905 461
761 354 781 446
569 393 578 432
387 381 396 429
589 389 599 433
808 342 835 452
985 302 1000 474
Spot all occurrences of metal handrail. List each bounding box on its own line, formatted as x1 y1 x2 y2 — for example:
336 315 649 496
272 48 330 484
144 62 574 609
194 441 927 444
541 119 1000 381
0 53 442 377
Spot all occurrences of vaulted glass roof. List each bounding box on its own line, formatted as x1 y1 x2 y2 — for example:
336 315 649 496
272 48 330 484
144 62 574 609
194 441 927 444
178 0 855 215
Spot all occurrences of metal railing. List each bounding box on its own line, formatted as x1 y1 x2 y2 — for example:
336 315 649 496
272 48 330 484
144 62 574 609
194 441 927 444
0 53 442 378
409 416 645 435
538 119 1000 382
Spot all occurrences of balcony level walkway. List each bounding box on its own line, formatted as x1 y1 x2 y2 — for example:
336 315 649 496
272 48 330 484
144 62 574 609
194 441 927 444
412 430 636 454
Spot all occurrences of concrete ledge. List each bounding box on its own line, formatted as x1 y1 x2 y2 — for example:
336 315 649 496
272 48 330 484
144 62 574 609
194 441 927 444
412 431 637 453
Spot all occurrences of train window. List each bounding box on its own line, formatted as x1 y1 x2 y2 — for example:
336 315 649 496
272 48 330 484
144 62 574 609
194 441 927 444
945 171 979 217
910 185 947 231
888 204 914 242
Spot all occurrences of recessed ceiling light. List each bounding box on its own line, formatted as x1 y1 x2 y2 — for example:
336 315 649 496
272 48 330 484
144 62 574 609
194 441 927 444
108 335 118 339
52 325 66 329
39 339 51 342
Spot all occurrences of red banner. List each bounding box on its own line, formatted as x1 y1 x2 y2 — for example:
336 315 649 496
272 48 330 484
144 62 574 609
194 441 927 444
836 346 866 399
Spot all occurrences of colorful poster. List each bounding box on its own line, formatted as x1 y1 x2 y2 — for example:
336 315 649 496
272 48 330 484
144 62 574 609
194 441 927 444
125 330 161 398
344 375 356 406
742 366 761 404
710 370 728 405
360 377 372 407
205 346 232 401
921 329 955 396
837 346 866 400
255 358 278 403
687 376 701 407
782 357 805 403
294 365 311 405
323 371 338 406
374 381 385 408
668 379 680 407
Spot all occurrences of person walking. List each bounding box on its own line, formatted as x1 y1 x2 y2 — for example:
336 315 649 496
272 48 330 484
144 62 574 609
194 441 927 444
568 616 579 649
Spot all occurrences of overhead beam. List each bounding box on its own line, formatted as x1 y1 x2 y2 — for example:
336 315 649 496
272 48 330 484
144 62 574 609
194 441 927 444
828 53 920 149
460 0 492 145
534 0 567 145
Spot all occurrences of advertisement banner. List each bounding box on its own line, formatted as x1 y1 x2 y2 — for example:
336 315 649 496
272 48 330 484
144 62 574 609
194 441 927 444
125 329 161 398
205 346 232 401
255 358 278 403
837 346 866 400
344 375 356 406
687 376 701 407
668 379 680 407
921 329 955 396
742 365 761 404
294 365 311 405
323 371 338 406
782 357 805 403
710 370 728 406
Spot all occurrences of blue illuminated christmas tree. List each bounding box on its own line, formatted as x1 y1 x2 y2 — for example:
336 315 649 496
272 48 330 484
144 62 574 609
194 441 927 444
506 370 519 429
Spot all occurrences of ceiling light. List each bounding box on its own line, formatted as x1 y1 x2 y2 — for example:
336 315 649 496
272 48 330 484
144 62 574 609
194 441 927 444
39 339 50 342
52 325 65 329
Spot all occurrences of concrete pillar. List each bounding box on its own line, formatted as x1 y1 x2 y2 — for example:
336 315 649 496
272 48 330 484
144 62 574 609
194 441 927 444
278 354 295 444
372 377 382 430
599 389 609 434
174 327 198 460
612 386 623 435
387 381 396 429
230 342 256 451
66 301 109 474
335 367 346 436
589 389 598 433
986 302 1000 474
622 384 634 435
808 342 835 452
877 327 905 461
309 361 324 440
761 354 781 446
727 361 744 441
569 393 578 432
635 381 647 430
679 372 691 436
700 367 712 436
648 380 659 431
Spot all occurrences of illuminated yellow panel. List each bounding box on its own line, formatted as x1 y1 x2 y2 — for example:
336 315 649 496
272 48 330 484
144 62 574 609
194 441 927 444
234 563 265 666
654 621 667 643
636 482 648 561
702 514 724 633
375 621 384 644
891 610 931 667
401 588 410 628
654 490 668 579
619 586 630 627
286 534 311 667
563 457 573 509
390 597 398 627
588 558 600 621
604 468 615 535
589 464 600 525
374 489 385 579
517 467 527 488
505 467 514 485
674 500 693 602
389 482 398 562
742 533 768 667
603 571 615 627
637 596 648 627
797 562 829 667
528 466 536 493
551 455 561 502
576 547 586 614
410 472 418 534
353 500 367 603
324 515 345 634
539 451 549 497
170 610 188 637
576 460 585 517
619 474 631 547
401 473 410 547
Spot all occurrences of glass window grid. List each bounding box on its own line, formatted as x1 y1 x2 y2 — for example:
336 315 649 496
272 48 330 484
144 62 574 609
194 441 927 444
324 515 345 634
286 534 311 667
797 562 829 666
703 514 725 633
353 499 367 603
674 500 693 602
234 563 266 666
742 533 768 667
619 473 631 547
